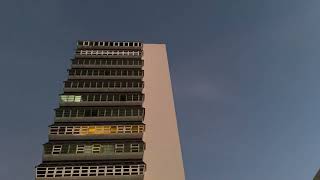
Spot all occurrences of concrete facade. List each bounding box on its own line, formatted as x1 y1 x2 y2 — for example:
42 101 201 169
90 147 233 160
35 41 185 180
143 44 185 180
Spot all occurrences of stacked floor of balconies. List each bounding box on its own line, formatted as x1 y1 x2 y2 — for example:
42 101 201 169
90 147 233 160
36 41 146 179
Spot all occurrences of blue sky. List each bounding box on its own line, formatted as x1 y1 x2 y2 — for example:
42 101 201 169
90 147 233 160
1 0 320 179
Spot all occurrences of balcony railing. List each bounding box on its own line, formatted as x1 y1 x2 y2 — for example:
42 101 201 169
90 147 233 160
43 142 144 161
71 59 143 69
36 164 145 179
59 94 144 106
63 80 144 92
75 50 142 58
54 107 144 122
48 125 145 140
77 41 143 50
68 69 144 80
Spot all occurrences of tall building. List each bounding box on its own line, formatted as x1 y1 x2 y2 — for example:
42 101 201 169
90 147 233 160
35 41 185 180
314 169 320 180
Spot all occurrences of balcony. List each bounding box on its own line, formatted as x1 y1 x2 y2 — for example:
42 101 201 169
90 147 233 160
54 107 144 122
71 64 143 69
55 116 143 122
48 132 144 140
64 87 143 93
77 41 143 50
36 163 145 180
71 59 143 69
68 75 143 80
68 69 144 80
63 80 144 93
43 152 144 161
48 125 145 140
59 94 144 107
60 101 142 106
75 50 143 58
43 142 144 161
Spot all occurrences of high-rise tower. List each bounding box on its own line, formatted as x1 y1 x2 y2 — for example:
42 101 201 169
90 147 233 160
314 169 320 180
35 41 185 180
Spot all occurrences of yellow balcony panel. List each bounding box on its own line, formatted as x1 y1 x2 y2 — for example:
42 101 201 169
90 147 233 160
48 125 145 140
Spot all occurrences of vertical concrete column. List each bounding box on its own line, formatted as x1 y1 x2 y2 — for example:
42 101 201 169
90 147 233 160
143 44 185 180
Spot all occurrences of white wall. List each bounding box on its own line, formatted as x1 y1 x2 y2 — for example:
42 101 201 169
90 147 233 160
142 44 185 180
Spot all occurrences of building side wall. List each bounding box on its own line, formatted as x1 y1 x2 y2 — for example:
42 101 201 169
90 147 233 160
143 44 185 180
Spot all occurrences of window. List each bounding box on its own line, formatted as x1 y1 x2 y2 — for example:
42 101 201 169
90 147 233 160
113 94 119 101
98 109 105 116
100 94 106 101
50 125 144 135
86 94 93 101
110 126 117 133
64 81 72 88
97 82 103 88
60 95 81 102
130 94 136 101
64 167 72 177
70 109 77 117
64 80 143 90
92 144 101 153
46 143 144 155
52 145 62 154
131 144 140 152
83 41 89 46
94 94 100 101
114 81 121 88
126 108 132 116
76 145 85 154
105 109 111 116
115 144 124 153
55 107 144 118
66 127 73 134
119 109 125 116
55 109 63 117
69 69 143 77
77 50 141 56
91 109 98 116
118 126 124 133
119 94 126 101
36 164 145 177
104 144 114 153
